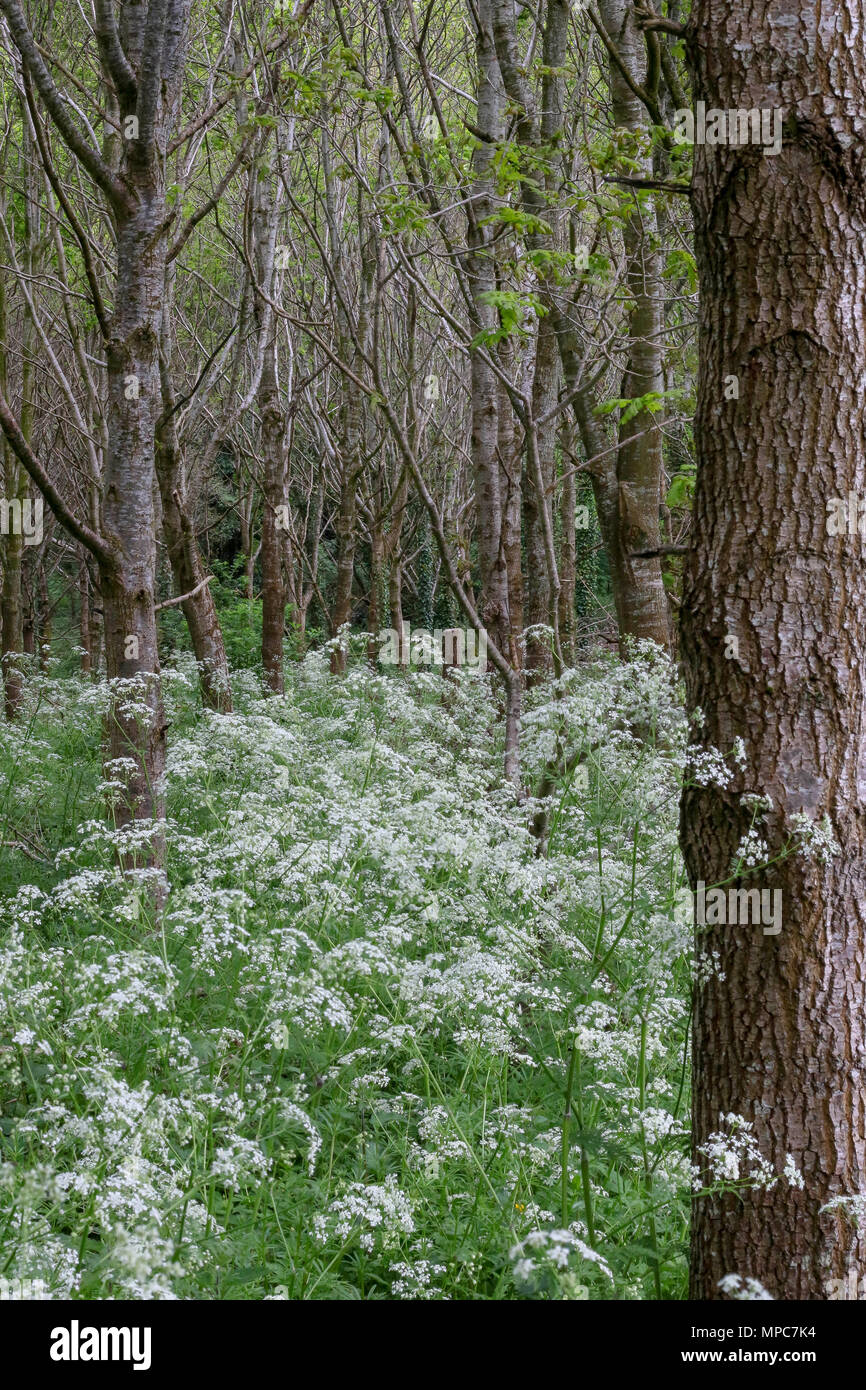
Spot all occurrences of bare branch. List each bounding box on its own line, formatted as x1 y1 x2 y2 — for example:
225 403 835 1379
93 0 138 104
0 0 130 209
0 389 114 569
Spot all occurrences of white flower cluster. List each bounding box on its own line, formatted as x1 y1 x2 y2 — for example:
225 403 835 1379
790 812 841 864
509 1226 613 1299
0 644 699 1299
718 1273 774 1300
731 827 769 870
686 746 734 789
695 1114 804 1192
819 1194 866 1228
312 1176 415 1252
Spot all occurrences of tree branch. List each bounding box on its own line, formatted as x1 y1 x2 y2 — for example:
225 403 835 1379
588 6 663 127
0 0 130 209
93 0 138 104
167 130 256 263
604 174 691 194
155 574 214 610
134 0 168 161
633 5 687 38
0 389 114 569
24 71 110 340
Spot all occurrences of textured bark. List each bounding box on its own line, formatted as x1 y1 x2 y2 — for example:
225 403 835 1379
330 452 358 673
682 0 866 1301
99 0 190 828
367 522 385 665
498 346 524 668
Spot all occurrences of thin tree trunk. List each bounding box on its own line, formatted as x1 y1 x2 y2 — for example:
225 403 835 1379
259 346 287 694
0 165 32 718
157 281 232 712
469 1 512 664
79 554 92 674
526 314 559 679
558 419 577 667
597 0 670 652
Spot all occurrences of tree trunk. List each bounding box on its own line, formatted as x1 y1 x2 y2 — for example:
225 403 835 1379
325 151 372 676
597 0 670 653
157 271 232 711
469 1 512 665
79 554 92 675
498 346 524 668
682 0 866 1300
557 418 577 667
0 169 32 719
526 314 559 680
157 466 232 713
367 521 385 665
37 557 50 669
259 348 287 695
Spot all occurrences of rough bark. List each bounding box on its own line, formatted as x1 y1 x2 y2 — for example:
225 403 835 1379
682 0 866 1301
99 0 189 828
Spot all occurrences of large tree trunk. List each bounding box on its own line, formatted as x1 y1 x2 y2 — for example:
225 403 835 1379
102 176 168 827
682 0 866 1300
96 0 193 832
